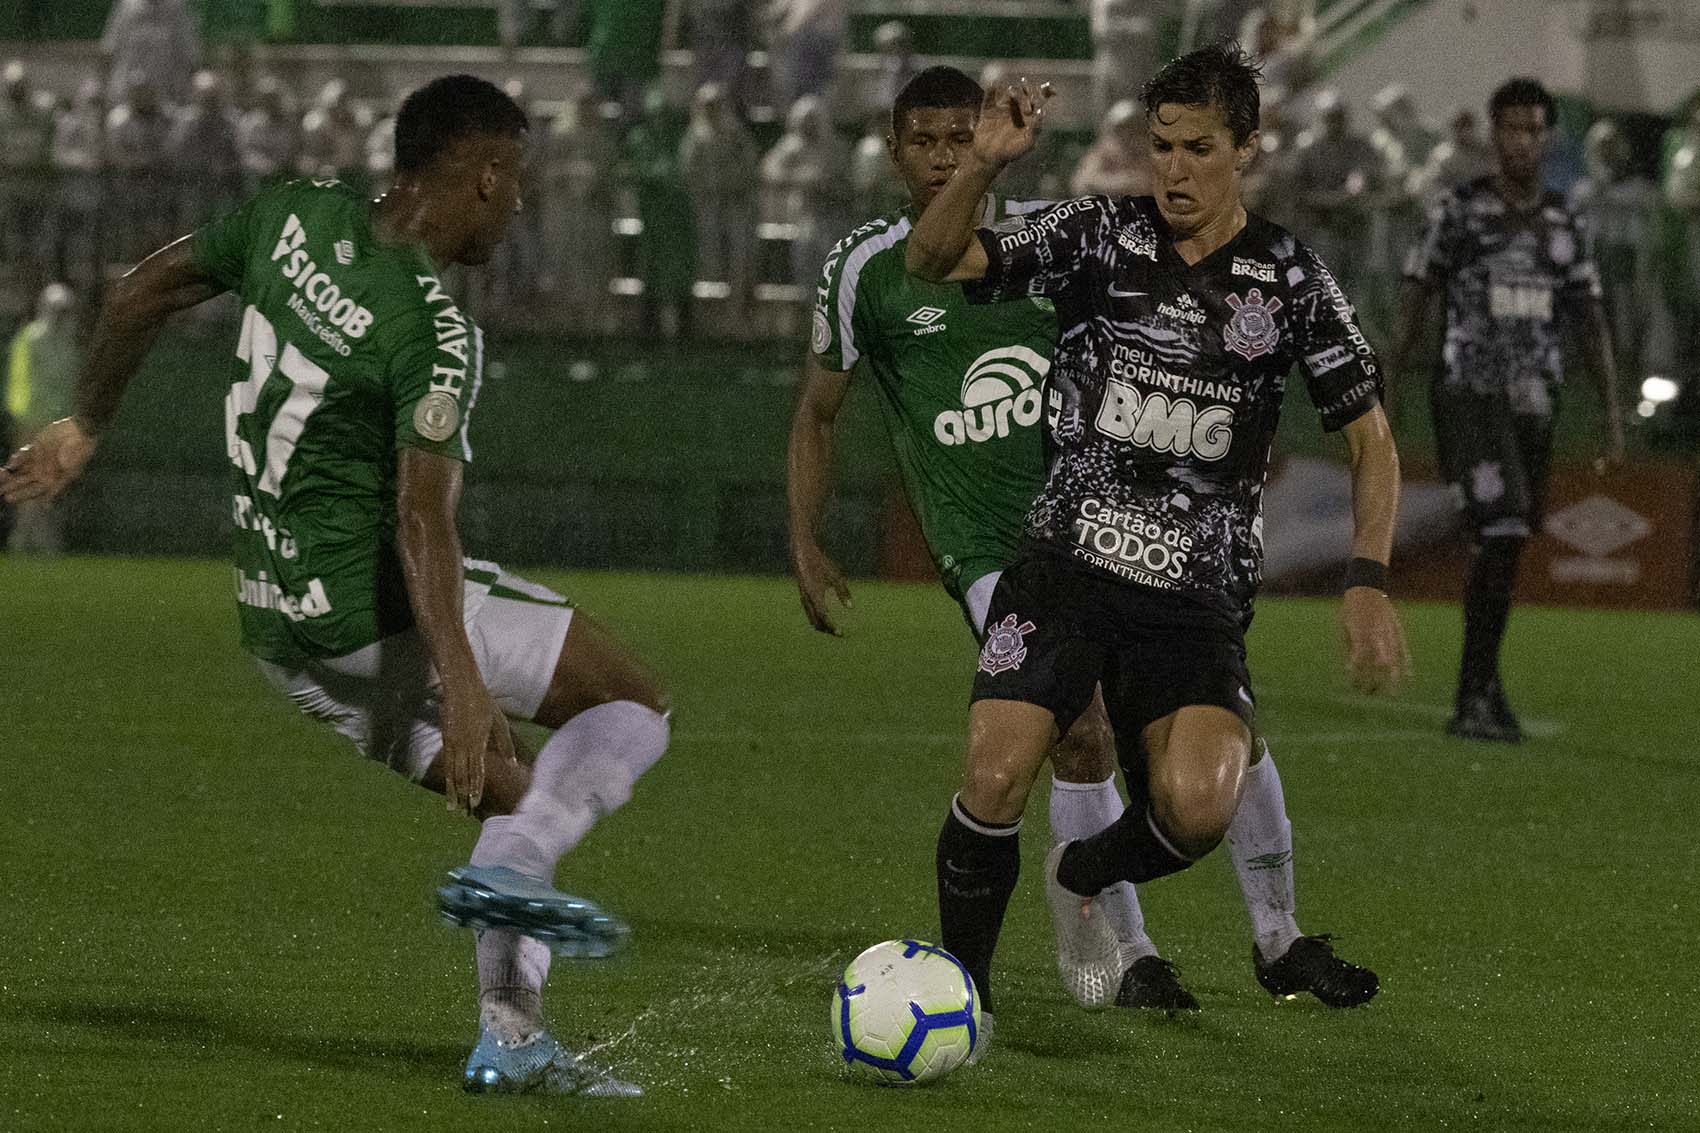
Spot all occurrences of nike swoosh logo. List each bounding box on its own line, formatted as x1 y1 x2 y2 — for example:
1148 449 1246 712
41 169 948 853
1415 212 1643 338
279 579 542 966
1107 286 1148 299
943 859 974 875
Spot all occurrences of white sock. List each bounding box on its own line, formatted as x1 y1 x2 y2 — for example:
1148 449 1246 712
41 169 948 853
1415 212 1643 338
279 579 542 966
1226 744 1302 961
471 700 670 881
1049 776 1157 963
475 928 551 1043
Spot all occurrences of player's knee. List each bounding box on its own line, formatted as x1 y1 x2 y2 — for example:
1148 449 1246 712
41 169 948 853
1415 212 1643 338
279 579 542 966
1051 717 1116 783
1150 772 1234 857
960 760 1029 825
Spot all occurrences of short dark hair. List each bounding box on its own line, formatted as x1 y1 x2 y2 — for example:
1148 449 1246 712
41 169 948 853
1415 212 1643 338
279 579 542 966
1488 77 1556 127
1141 42 1263 146
891 66 982 138
394 74 528 174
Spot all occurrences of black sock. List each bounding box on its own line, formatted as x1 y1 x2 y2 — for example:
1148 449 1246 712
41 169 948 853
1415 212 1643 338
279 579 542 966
1460 535 1524 700
935 796 1020 1015
1056 804 1196 893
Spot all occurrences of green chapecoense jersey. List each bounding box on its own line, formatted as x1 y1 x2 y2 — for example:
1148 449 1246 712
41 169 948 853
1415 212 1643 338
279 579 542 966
812 197 1056 601
190 178 484 663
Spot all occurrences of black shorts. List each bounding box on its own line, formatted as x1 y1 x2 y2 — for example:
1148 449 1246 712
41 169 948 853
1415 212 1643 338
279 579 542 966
1432 386 1556 539
970 550 1256 741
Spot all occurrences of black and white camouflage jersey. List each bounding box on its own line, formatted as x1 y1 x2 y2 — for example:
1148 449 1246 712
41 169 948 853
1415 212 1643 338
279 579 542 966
1405 176 1602 417
965 194 1382 613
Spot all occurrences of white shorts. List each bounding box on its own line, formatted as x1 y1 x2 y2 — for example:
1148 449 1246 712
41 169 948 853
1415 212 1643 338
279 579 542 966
255 560 574 781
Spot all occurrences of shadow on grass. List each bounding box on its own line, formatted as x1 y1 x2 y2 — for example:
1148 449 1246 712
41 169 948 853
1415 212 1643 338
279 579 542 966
5 996 463 1082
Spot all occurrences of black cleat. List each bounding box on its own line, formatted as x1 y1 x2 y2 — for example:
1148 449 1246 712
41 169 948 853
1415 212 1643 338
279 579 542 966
1254 935 1379 1008
1486 678 1524 739
1446 694 1523 743
1115 955 1200 1012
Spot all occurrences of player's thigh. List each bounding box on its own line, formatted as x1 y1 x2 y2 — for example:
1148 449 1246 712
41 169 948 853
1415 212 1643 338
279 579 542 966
1434 386 1534 537
1102 619 1255 837
467 568 667 727
966 557 1104 819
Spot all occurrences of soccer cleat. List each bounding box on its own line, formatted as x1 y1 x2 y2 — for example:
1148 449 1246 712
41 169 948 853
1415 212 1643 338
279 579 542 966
437 865 629 958
1254 934 1380 1008
966 1010 993 1067
1486 678 1525 740
1114 955 1200 1012
1446 694 1523 744
463 1026 642 1096
1043 843 1123 1009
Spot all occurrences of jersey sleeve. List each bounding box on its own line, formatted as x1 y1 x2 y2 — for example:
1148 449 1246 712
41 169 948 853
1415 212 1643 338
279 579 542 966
1403 189 1462 284
386 310 481 463
812 222 898 373
1291 242 1384 432
964 195 1112 304
189 179 296 292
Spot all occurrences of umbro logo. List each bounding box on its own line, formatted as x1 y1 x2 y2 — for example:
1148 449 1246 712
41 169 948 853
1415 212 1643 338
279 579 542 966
906 306 947 326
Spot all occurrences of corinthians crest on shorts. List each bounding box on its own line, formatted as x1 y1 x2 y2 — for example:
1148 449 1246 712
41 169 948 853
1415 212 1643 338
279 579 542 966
1223 288 1283 360
978 614 1036 675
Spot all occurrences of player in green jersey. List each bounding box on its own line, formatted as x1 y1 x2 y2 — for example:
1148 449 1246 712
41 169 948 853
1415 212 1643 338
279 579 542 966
789 66 1366 1022
1 76 668 1096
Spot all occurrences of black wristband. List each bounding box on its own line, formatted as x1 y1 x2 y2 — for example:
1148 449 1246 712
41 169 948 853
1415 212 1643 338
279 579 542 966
1344 557 1389 593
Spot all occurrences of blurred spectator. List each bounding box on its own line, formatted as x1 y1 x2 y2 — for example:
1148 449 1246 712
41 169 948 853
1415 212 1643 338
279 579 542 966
624 89 697 339
1245 101 1295 221
364 113 396 194
1570 119 1661 382
237 76 299 190
1090 0 1155 125
1246 5 1316 108
47 77 106 283
851 111 904 219
169 71 243 228
102 0 201 105
1291 91 1390 302
498 0 578 51
298 79 371 188
765 0 847 115
5 283 78 556
0 61 54 266
1658 100 1700 410
684 0 756 115
105 81 174 261
870 21 917 121
761 94 851 291
588 0 667 125
680 83 759 311
542 90 620 331
1409 108 1495 202
1369 85 1440 186
1071 99 1150 198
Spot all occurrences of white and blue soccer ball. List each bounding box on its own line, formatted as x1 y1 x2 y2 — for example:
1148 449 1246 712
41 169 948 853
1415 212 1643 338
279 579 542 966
832 939 981 1085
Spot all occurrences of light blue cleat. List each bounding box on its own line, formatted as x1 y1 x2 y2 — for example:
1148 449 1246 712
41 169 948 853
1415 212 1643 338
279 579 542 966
437 865 630 958
463 1026 643 1097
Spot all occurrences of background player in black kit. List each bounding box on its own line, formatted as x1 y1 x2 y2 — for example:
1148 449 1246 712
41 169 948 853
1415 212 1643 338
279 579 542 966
1391 78 1624 744
907 45 1408 1029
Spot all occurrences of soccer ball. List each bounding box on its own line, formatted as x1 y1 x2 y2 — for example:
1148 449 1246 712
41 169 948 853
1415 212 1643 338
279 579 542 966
832 939 982 1085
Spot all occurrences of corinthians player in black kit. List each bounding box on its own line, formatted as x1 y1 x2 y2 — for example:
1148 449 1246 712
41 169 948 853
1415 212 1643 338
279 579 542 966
907 45 1410 1023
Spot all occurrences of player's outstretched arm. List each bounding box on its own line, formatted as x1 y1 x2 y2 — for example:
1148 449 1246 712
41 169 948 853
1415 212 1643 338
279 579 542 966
396 447 515 813
1579 299 1626 467
906 79 1053 283
786 352 854 635
0 237 223 504
1339 405 1412 695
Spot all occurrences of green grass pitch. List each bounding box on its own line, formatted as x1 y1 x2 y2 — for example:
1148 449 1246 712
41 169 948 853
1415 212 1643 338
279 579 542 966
2 557 1693 1130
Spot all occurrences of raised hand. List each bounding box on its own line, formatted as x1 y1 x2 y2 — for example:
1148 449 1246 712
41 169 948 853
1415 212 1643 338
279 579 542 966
972 78 1055 170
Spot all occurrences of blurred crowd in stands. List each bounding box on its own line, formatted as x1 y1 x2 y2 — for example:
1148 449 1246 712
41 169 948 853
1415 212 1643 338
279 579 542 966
3 0 1700 384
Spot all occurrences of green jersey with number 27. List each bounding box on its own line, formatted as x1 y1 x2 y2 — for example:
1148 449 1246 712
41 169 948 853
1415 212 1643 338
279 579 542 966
813 196 1055 602
190 178 483 664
